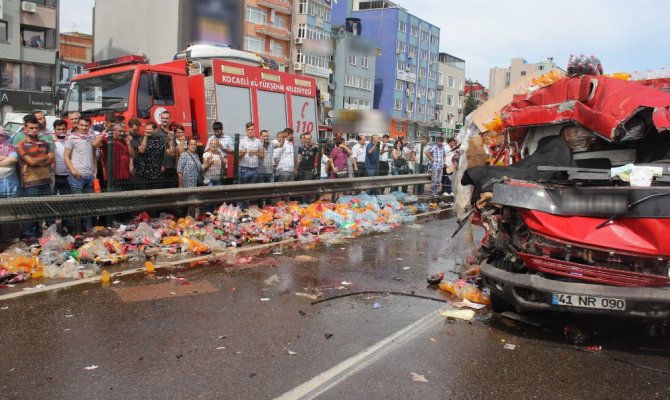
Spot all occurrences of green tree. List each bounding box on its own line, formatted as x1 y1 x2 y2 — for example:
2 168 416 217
463 93 479 118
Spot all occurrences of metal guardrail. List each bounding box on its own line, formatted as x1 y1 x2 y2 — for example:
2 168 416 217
0 174 430 223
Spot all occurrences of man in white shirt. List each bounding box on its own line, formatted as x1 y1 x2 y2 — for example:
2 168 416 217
238 122 263 184
378 134 391 176
350 134 367 177
52 119 71 195
273 128 295 182
206 121 234 157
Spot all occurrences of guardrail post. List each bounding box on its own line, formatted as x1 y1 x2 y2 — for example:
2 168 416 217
233 133 240 184
317 138 326 178
107 129 114 192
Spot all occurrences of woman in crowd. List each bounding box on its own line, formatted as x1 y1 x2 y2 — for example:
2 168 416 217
177 139 202 188
391 139 410 193
202 138 224 186
328 137 350 201
0 128 19 198
328 137 350 179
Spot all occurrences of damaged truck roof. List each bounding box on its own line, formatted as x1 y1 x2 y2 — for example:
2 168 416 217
501 75 670 140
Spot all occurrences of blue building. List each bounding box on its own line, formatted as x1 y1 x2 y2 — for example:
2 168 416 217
332 0 441 140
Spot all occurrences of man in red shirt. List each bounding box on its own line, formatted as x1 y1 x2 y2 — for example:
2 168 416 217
102 121 135 191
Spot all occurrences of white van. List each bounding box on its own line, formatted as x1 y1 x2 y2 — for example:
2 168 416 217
2 112 59 136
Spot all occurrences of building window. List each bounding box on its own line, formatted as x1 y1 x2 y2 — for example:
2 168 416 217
438 72 443 85
520 71 527 76
428 89 435 99
459 79 464 90
431 34 439 45
398 20 406 33
21 64 53 91
297 24 306 39
394 99 402 110
245 6 267 25
395 80 403 91
430 53 437 63
418 68 426 78
298 0 308 14
408 45 416 58
27 0 57 6
428 106 434 116
0 62 21 89
407 102 414 112
410 25 418 37
348 55 356 66
270 40 283 57
360 57 369 68
408 64 416 74
396 121 403 131
421 30 429 42
447 94 454 106
0 21 7 42
417 104 424 114
273 14 286 28
420 49 428 60
407 82 415 93
396 60 404 71
396 40 405 54
447 75 455 88
244 35 265 53
429 70 437 81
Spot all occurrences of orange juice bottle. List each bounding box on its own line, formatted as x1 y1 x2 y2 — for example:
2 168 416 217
145 261 155 273
101 270 111 286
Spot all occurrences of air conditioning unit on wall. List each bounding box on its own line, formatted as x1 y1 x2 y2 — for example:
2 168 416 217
294 63 303 71
22 1 37 12
294 38 303 44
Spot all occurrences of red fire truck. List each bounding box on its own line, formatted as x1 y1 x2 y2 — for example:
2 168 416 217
61 51 319 144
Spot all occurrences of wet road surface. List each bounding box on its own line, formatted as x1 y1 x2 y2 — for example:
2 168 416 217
1 217 669 399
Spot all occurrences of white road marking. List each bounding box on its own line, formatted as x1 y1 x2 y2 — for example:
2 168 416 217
274 311 441 400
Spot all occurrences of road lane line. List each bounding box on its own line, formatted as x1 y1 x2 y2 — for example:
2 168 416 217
274 311 442 400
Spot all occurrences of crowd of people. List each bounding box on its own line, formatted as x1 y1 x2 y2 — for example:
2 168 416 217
0 109 460 239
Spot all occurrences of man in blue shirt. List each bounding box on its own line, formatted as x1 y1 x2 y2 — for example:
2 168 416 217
365 134 380 177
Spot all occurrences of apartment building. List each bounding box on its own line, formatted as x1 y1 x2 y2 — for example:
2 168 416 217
0 0 59 119
437 52 465 136
488 57 557 97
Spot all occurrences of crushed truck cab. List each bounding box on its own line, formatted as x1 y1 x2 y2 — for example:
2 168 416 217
461 73 670 319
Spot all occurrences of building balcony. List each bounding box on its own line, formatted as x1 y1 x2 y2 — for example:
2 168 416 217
435 103 444 110
257 0 293 15
255 24 292 41
22 45 57 65
437 83 444 91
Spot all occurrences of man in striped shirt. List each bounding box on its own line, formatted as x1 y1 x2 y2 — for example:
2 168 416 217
424 136 446 196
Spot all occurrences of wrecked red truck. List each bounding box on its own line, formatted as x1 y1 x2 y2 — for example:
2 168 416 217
461 73 670 319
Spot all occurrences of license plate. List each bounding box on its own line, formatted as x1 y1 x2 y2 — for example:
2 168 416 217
551 293 626 311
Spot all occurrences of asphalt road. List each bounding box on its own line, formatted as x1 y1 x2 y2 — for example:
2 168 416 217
1 217 669 400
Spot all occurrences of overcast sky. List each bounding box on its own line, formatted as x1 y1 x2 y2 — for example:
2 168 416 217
61 0 669 85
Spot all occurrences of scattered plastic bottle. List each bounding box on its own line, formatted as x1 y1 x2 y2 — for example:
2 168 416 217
100 269 111 285
145 261 155 273
439 280 490 305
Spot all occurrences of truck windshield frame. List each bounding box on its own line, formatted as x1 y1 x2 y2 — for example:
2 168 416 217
63 70 135 114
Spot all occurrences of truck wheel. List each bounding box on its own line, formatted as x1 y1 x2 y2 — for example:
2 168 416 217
490 292 514 313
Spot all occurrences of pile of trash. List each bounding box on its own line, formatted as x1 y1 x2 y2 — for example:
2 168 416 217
0 195 428 283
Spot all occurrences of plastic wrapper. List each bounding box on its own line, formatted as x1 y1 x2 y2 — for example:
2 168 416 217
39 225 74 251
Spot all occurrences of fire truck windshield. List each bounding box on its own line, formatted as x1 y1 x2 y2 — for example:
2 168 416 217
63 71 134 115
